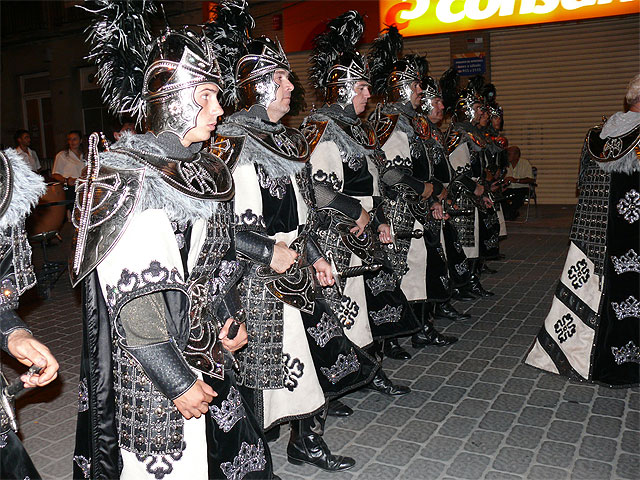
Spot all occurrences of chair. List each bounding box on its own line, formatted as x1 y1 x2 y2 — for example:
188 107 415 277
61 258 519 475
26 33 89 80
519 166 538 222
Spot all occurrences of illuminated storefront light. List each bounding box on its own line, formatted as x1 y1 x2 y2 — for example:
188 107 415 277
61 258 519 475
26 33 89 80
381 0 639 35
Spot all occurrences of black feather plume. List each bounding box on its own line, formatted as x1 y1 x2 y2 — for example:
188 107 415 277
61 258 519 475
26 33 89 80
439 67 460 112
310 10 365 92
481 83 497 105
466 75 485 95
204 0 255 107
368 25 403 96
81 0 157 124
404 54 428 81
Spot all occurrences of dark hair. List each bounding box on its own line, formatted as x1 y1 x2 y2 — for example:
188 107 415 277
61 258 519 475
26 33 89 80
13 129 29 144
68 130 83 139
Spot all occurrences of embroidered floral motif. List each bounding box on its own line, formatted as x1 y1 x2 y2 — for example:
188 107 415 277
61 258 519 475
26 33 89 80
73 455 91 479
454 261 468 277
282 353 304 391
343 153 365 171
0 433 7 449
312 170 342 191
320 349 360 384
220 439 267 480
611 341 640 365
617 189 640 223
554 313 576 343
365 271 396 296
337 295 359 329
567 258 590 289
235 209 266 230
370 305 402 326
105 261 184 315
307 313 343 347
611 296 640 320
210 386 246 433
385 155 412 171
483 236 499 250
256 164 291 199
136 445 184 480
78 378 89 413
209 260 240 296
440 275 450 289
612 249 640 275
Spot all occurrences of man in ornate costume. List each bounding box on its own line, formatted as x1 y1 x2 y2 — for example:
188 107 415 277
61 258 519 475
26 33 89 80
525 75 640 387
303 11 422 392
72 2 272 478
443 76 498 298
367 26 465 357
1 151 59 480
206 1 375 471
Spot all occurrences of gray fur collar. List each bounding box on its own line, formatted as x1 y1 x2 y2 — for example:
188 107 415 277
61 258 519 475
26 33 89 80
601 111 640 138
217 113 306 179
597 150 640 174
1 149 46 230
100 133 218 223
307 111 371 158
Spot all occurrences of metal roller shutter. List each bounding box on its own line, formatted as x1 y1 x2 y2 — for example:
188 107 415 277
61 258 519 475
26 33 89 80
491 15 640 204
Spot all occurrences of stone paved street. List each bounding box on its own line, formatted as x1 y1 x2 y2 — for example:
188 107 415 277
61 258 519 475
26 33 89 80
3 206 639 480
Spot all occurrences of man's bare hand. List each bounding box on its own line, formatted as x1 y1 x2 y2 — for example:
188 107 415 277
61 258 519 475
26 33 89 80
421 182 434 200
7 329 59 388
473 184 485 196
350 208 370 237
313 258 335 287
173 380 216 419
378 223 392 244
270 241 298 273
483 196 494 208
438 187 448 201
219 318 247 352
431 202 445 220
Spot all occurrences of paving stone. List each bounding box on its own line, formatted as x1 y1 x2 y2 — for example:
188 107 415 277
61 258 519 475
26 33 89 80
591 397 625 417
555 402 590 422
394 389 432 408
528 465 570 480
353 424 397 448
394 365 425 380
616 453 640 480
492 394 526 413
420 435 463 461
478 369 510 384
546 420 583 443
629 391 640 411
375 407 414 427
376 439 420 467
412 375 446 392
356 462 401 479
491 356 520 370
438 416 478 439
627 410 640 431
341 410 378 430
528 389 561 408
621 429 640 454
518 406 554 427
454 399 492 419
458 358 491 373
479 411 517 433
492 447 533 474
506 425 544 449
446 452 491 480
511 364 540 379
470 347 501 361
536 440 576 468
447 371 479 387
425 362 458 376
483 471 522 480
570 459 612 480
432 386 467 404
463 430 504 455
578 435 617 462
586 415 622 438
397 420 438 444
500 345 525 357
503 378 535 396
563 385 594 403
404 458 446 480
468 382 502 400
416 402 454 422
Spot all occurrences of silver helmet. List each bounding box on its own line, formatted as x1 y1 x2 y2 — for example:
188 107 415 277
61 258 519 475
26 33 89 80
419 75 443 115
143 28 224 140
385 58 420 104
236 36 291 110
454 88 483 123
325 52 371 108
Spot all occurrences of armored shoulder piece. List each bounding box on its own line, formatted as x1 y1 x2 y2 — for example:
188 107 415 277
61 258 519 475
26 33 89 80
369 105 399 147
411 114 431 141
447 127 464 154
208 135 245 173
331 116 377 150
300 119 329 155
587 122 640 164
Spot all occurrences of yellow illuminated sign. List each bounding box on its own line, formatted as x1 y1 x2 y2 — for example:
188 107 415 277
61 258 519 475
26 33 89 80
380 0 639 36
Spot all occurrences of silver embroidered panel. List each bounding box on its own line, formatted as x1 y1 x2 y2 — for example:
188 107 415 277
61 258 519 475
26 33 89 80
0 223 36 313
320 348 360 384
611 341 640 365
611 295 640 320
370 304 403 326
73 455 92 479
617 189 640 223
307 312 343 347
209 386 247 433
366 270 397 296
78 379 89 413
256 164 292 200
220 439 267 480
612 249 640 275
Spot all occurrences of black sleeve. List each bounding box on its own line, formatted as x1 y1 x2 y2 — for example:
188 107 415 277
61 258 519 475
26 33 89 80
0 309 31 354
459 174 477 193
372 198 388 228
314 185 362 220
306 235 324 266
235 230 275 265
431 179 444 198
215 287 244 324
381 168 425 195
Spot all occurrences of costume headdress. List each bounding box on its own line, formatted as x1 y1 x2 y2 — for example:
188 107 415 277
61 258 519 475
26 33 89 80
83 0 223 140
310 10 369 108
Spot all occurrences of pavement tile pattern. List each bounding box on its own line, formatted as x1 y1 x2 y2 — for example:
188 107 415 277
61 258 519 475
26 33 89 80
3 209 639 480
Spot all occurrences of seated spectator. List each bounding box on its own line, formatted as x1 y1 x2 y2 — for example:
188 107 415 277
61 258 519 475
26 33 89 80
13 129 41 172
51 130 85 187
502 146 535 220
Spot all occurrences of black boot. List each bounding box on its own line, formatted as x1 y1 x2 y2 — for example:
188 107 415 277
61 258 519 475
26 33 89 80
366 368 410 395
412 321 458 347
433 301 471 321
327 399 353 417
480 261 498 274
452 286 478 301
469 259 495 297
383 338 411 360
288 415 355 471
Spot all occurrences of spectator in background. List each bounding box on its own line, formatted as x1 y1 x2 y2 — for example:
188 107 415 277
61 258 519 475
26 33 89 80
51 130 85 187
503 146 535 220
13 129 41 172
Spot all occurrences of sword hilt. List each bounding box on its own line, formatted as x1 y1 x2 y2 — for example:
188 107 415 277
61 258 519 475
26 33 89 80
395 229 423 240
339 262 383 278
